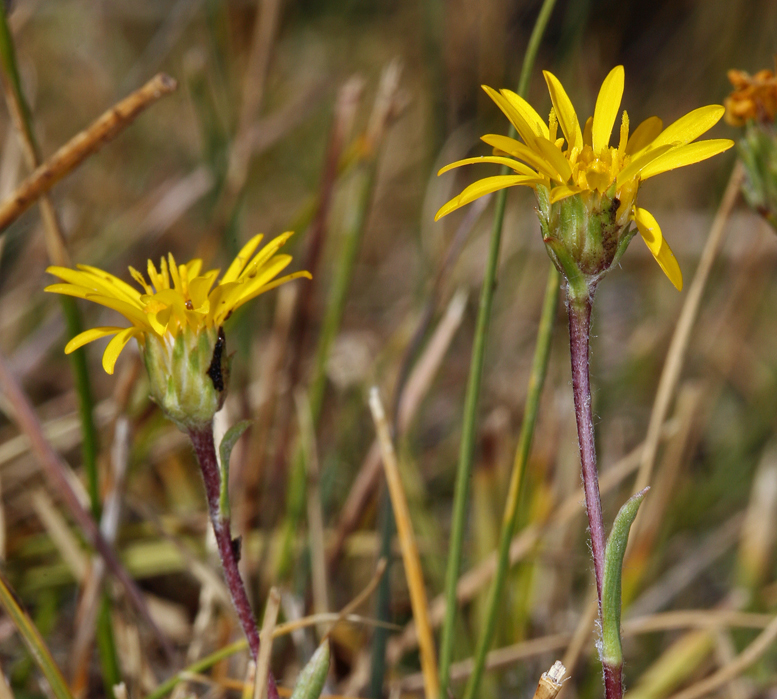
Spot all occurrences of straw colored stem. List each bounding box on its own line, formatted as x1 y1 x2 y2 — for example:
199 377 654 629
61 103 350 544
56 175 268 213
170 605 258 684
0 73 177 232
368 388 439 699
440 1 558 695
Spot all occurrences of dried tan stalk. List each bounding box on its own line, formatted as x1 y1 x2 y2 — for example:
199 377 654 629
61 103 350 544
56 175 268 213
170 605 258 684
368 388 439 699
0 73 177 233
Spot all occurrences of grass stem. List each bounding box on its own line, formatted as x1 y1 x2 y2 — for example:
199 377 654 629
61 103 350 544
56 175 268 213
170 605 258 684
439 1 558 696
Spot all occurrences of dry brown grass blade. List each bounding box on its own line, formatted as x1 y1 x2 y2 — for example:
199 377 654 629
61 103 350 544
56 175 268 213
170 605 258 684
0 349 174 659
635 163 744 494
0 73 178 233
368 387 439 699
323 558 387 640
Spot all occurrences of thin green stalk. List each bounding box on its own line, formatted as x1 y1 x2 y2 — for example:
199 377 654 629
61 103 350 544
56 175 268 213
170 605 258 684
276 156 379 580
463 266 559 699
438 1 558 696
0 9 120 692
0 572 74 699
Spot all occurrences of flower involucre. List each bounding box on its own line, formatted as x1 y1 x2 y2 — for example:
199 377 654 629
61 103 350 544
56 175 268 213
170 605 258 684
436 66 734 291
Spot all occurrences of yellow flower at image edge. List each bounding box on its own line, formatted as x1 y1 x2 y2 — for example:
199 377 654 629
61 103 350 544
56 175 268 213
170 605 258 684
45 232 310 428
436 66 734 291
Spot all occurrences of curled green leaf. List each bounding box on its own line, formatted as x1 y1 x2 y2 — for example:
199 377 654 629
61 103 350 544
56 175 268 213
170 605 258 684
601 487 649 668
218 420 252 518
290 641 330 699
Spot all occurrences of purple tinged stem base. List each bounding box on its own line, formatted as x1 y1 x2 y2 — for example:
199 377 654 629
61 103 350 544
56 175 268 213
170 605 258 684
189 425 280 699
567 292 623 699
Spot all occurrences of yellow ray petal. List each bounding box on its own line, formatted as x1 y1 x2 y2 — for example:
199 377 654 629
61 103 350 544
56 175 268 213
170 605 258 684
534 137 572 182
481 86 538 146
168 253 182 291
481 134 561 181
615 144 673 187
434 174 540 221
221 233 264 284
649 105 725 149
48 266 142 307
438 155 539 177
240 231 295 280
83 294 152 328
231 271 312 313
542 71 583 151
550 184 585 204
75 264 143 303
213 256 294 323
638 139 734 180
185 259 203 279
583 116 593 147
128 266 153 295
500 89 549 138
592 66 624 153
626 116 663 154
102 327 140 375
64 327 125 354
44 283 96 300
632 207 682 290
188 270 220 310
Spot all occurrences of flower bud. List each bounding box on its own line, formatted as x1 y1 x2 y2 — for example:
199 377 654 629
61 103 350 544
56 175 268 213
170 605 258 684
142 324 230 430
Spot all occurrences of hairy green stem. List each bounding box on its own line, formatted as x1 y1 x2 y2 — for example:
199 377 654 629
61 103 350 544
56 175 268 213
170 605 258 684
438 1 558 696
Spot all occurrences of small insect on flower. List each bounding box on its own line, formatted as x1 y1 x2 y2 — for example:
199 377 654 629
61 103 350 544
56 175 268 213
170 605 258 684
45 232 311 429
436 66 734 296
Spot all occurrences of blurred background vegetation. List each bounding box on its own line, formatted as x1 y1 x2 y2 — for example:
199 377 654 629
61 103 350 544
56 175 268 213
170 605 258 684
0 1 776 699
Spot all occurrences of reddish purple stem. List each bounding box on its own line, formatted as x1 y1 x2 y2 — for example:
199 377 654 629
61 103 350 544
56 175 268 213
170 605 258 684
567 296 606 603
567 294 623 699
189 426 279 699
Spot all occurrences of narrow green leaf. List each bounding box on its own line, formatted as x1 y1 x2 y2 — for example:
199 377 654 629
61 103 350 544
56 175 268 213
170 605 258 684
601 487 649 668
0 572 74 699
290 641 330 699
218 420 252 518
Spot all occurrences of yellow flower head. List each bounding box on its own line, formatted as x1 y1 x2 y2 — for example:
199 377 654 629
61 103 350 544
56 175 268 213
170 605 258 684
46 232 310 429
725 66 777 127
46 231 310 374
436 66 733 291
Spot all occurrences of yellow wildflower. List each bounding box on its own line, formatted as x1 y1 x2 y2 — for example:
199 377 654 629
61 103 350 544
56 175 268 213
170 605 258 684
45 232 310 428
436 66 733 291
